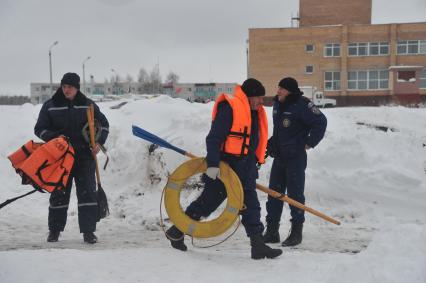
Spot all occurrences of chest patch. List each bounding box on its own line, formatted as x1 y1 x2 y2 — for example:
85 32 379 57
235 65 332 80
283 118 291 128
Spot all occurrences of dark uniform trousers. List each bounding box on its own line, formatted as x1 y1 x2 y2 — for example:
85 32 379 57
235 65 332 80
48 158 98 233
185 156 264 237
266 151 307 225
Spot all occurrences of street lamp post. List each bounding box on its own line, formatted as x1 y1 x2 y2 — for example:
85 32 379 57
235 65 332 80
82 56 91 94
111 68 117 95
49 41 59 96
246 39 249 79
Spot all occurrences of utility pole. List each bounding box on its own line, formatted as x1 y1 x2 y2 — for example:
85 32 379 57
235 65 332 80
82 56 91 94
48 41 59 97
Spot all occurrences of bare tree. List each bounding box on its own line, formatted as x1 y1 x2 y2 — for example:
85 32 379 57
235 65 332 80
165 71 179 84
137 68 149 84
110 74 121 83
126 74 134 93
126 74 134 83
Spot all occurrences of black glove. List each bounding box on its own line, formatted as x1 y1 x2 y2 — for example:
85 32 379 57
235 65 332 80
43 130 60 142
265 136 276 159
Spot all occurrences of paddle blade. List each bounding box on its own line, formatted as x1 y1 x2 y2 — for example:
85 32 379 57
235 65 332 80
97 185 109 220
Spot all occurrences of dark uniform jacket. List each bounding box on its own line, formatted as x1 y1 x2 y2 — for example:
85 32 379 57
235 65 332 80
34 88 109 159
272 93 327 159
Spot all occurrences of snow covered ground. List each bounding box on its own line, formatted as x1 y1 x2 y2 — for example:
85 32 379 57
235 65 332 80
0 95 425 283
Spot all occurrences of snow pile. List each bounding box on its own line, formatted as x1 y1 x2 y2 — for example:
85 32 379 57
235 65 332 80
0 96 425 283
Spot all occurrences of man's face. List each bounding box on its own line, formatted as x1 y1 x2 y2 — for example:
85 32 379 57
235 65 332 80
62 84 78 100
276 86 290 103
248 96 264 110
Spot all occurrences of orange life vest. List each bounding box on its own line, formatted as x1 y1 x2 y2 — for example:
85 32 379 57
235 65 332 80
212 85 268 164
8 136 75 192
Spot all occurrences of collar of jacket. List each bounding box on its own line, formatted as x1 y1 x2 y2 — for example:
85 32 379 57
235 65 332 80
52 88 88 107
274 91 302 107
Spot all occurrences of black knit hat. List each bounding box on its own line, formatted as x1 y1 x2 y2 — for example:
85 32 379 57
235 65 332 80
241 78 265 97
61 72 80 89
278 77 301 94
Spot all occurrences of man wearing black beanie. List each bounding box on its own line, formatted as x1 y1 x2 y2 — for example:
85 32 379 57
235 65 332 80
35 72 109 244
263 77 327 247
166 78 282 259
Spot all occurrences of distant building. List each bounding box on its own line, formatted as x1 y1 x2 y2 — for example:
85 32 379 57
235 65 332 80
30 83 60 104
249 0 426 106
171 83 237 102
31 81 160 104
30 80 236 104
0 96 30 105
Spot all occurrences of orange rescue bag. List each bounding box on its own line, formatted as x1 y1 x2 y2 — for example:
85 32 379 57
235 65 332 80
8 136 75 192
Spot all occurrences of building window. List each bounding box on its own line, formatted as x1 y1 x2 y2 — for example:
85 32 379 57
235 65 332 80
305 65 314 74
397 40 426 55
369 71 379 89
348 43 358 56
420 70 426 88
397 71 416 82
324 71 340 90
379 42 389 55
421 40 426 54
348 42 389 56
358 43 368 56
369 42 379 55
379 70 389 89
348 71 359 89
348 70 389 90
305 44 314 53
324 43 340 57
408 41 418 54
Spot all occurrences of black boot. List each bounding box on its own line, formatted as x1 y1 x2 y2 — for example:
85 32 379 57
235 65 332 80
47 231 60 242
166 225 187 251
250 234 283 259
83 232 98 244
263 223 280 243
282 222 303 247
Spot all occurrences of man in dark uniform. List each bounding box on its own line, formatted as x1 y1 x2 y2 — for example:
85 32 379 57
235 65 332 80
263 77 327 247
166 78 282 259
34 72 109 244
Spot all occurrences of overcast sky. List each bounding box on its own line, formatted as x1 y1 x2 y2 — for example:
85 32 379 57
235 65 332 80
1 0 425 95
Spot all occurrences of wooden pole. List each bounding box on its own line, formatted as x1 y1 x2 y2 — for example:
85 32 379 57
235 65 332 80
255 183 340 225
185 150 340 225
87 104 101 185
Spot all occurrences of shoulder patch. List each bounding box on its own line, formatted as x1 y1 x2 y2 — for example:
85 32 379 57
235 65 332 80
311 105 322 115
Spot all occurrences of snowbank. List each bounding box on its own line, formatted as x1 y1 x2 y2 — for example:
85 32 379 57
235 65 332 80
1 97 425 283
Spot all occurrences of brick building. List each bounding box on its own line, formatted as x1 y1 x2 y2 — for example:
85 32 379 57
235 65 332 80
248 0 426 106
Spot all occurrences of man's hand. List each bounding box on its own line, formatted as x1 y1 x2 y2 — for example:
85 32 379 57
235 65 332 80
205 167 220 180
92 143 101 155
266 136 276 158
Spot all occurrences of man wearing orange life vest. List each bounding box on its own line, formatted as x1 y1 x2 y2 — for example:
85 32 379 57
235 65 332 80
166 78 282 259
34 73 109 244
